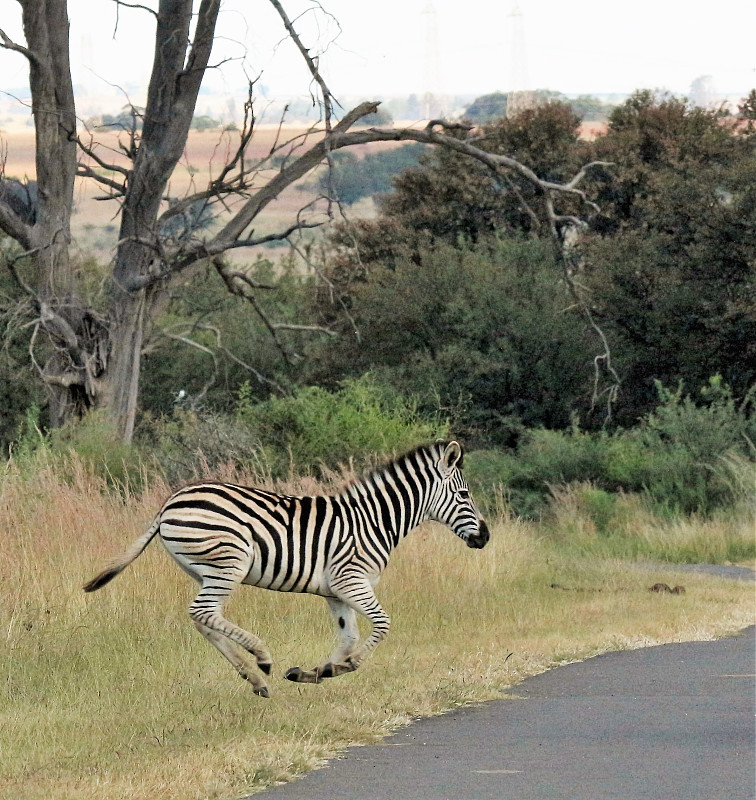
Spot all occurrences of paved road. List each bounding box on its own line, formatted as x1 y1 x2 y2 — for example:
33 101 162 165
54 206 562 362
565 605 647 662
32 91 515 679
257 625 756 800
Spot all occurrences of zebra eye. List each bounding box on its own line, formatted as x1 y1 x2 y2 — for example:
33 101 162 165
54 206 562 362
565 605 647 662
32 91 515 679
457 489 470 499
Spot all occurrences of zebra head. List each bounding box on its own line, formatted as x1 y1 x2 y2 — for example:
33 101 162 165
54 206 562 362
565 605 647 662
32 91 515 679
427 441 490 549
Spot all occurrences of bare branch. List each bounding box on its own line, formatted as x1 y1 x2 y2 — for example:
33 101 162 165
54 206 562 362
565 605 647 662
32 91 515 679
162 321 284 393
224 221 322 250
267 0 338 131
269 321 335 336
0 27 41 67
564 160 613 190
210 255 302 363
76 163 127 195
3 244 42 296
112 0 157 21
76 134 130 176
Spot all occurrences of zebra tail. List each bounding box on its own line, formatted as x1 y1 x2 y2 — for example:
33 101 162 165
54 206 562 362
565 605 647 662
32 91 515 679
83 513 161 592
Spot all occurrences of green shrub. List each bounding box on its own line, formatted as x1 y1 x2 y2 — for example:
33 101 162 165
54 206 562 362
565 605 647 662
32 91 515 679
47 411 146 491
7 403 49 465
4 408 147 493
236 374 448 477
466 377 755 517
606 377 756 513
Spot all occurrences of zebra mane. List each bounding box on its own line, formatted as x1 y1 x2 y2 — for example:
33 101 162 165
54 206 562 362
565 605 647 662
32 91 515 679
342 441 463 497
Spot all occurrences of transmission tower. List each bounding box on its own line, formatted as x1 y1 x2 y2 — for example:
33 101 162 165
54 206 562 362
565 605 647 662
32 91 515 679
422 2 443 119
506 1 534 116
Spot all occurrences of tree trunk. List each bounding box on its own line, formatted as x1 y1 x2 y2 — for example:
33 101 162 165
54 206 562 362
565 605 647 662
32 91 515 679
96 0 221 442
105 288 149 444
11 1 90 425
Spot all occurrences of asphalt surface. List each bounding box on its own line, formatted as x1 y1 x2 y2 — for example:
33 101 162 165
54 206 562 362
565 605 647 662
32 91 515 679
257 625 756 800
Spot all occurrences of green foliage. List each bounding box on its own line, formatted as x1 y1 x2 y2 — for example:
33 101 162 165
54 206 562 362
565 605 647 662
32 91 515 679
463 91 509 123
466 428 608 518
465 377 756 518
47 412 147 490
376 101 586 243
604 377 756 513
312 239 595 441
7 404 49 465
138 257 316 417
235 374 448 477
3 408 147 491
584 91 756 421
324 102 586 267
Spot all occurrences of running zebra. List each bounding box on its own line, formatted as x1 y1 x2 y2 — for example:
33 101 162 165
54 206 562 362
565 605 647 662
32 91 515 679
83 441 489 697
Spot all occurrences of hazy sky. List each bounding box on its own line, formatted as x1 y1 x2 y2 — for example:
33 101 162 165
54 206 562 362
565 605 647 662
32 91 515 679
1 0 753 107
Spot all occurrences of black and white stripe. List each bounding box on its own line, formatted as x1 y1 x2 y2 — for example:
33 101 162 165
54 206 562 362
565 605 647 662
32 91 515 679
84 440 489 696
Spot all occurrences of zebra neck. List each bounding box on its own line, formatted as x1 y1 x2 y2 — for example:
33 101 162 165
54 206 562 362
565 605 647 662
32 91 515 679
341 467 432 544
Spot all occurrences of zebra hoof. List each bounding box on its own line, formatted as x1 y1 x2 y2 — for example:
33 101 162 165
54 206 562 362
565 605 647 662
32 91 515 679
254 686 270 698
258 661 272 675
321 661 354 678
285 666 322 684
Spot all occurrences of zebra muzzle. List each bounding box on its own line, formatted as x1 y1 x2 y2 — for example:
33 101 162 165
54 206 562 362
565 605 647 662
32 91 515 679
466 520 490 549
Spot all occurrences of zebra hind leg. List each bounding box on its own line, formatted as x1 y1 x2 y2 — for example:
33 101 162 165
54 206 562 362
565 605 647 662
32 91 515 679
189 581 273 696
284 584 389 683
193 621 270 697
325 598 360 663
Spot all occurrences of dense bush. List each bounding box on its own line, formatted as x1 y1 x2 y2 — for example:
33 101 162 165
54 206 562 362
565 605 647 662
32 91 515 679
235 374 448 477
466 377 756 517
584 91 756 421
310 239 596 442
315 144 427 205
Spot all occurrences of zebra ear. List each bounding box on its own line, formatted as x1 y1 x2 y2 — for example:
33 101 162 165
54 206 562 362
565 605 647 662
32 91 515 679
440 440 463 473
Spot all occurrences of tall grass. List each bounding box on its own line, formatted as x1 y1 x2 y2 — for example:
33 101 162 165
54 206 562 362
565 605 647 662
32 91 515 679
1 453 753 800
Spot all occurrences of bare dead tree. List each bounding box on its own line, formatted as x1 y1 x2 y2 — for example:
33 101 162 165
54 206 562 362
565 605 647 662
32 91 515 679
0 1 101 427
0 0 613 443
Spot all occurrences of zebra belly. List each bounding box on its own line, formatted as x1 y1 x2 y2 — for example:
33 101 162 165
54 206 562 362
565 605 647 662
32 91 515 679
241 558 329 595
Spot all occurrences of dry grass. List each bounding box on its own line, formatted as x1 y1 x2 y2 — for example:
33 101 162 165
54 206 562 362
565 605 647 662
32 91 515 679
1 455 753 800
547 482 756 564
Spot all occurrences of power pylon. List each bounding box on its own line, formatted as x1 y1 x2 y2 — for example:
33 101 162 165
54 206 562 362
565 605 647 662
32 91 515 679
506 1 534 116
422 2 444 118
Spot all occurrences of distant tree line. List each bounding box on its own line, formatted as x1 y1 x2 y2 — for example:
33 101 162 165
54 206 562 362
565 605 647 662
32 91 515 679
463 90 615 124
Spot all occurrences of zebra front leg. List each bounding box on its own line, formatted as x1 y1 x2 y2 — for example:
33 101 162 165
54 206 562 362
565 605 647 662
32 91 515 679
190 582 273 696
284 583 390 683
